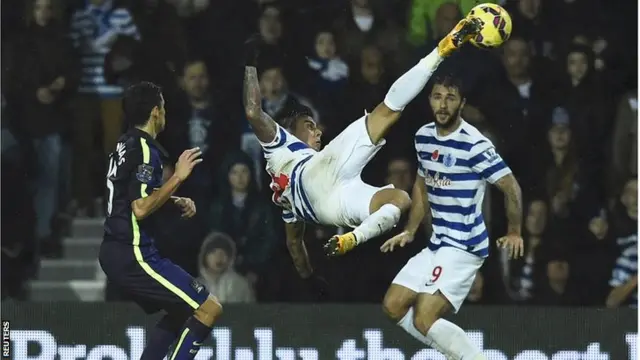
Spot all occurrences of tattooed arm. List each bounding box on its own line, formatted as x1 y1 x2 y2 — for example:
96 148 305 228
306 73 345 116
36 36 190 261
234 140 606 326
284 221 313 278
494 173 523 235
243 66 278 143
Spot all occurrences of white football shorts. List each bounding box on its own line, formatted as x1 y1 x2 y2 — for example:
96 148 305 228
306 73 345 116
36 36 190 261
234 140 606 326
302 115 392 228
392 245 484 313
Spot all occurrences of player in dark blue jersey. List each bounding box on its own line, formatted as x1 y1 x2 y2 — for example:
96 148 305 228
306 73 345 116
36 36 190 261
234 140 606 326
99 81 222 360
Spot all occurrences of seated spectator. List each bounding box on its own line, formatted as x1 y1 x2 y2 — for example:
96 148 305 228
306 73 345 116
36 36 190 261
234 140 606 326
253 2 303 83
531 249 579 306
606 178 638 308
333 0 406 73
160 58 240 203
306 29 349 91
197 232 255 304
474 36 552 176
206 152 279 286
304 29 349 121
339 45 389 142
554 44 608 170
505 0 554 60
259 64 319 124
540 107 600 232
571 209 617 305
346 45 387 113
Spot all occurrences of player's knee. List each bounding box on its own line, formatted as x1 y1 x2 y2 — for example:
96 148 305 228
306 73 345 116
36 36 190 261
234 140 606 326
412 308 439 335
413 292 450 334
382 294 410 322
390 190 412 212
193 296 223 327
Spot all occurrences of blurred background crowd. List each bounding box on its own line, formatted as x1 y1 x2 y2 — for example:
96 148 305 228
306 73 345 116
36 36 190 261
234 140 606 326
1 0 637 308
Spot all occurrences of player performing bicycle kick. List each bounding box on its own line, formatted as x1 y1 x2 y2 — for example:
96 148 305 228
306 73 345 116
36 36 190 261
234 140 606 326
242 19 480 278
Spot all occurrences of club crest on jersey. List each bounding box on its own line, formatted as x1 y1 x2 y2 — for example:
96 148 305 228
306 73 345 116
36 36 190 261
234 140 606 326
136 164 154 183
190 279 205 293
443 153 456 168
482 148 500 163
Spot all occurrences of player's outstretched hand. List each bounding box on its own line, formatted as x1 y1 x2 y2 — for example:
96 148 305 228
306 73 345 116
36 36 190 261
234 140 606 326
380 231 414 253
174 147 203 181
172 196 196 218
497 234 524 259
437 17 481 57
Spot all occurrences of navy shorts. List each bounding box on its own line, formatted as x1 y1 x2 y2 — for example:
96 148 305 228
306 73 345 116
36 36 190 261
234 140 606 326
99 241 209 317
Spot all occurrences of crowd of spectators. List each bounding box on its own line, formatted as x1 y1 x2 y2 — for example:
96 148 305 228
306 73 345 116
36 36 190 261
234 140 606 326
1 0 637 308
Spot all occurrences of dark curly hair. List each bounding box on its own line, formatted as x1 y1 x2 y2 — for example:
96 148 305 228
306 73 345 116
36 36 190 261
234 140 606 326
278 104 314 132
432 73 465 98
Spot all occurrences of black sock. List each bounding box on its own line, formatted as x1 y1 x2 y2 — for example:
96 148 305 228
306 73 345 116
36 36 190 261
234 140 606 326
169 316 212 360
140 314 180 360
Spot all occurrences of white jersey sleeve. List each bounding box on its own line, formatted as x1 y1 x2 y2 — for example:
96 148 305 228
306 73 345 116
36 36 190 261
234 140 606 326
467 141 512 184
281 209 299 224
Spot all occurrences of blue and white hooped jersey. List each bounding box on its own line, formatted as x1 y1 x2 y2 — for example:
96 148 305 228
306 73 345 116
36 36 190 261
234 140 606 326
415 120 512 258
610 234 637 308
260 124 318 224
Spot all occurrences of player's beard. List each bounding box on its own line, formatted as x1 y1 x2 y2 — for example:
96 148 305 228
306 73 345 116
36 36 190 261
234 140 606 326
434 105 461 131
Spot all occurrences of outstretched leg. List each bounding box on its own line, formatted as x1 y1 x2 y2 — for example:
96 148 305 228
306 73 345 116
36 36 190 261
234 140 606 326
363 17 481 145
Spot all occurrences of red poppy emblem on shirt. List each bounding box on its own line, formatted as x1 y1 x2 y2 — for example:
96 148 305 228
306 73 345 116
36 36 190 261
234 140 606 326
270 173 290 204
432 150 439 161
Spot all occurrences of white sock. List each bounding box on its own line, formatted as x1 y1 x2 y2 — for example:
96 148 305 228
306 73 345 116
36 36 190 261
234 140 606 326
398 308 454 358
397 308 485 360
427 319 485 360
383 49 443 111
352 204 401 244
397 307 433 346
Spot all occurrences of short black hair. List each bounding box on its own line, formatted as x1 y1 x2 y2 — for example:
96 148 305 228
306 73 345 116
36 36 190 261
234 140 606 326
122 81 163 127
432 74 465 98
279 104 314 131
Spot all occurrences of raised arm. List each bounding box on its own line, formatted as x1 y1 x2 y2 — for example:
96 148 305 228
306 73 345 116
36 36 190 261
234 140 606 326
243 66 278 143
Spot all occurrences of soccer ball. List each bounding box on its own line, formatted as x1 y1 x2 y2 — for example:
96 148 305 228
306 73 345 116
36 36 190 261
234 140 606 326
468 3 512 49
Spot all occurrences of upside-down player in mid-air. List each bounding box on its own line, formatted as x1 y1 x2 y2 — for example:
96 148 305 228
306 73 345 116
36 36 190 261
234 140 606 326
243 18 481 280
378 46 526 360
99 82 223 360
